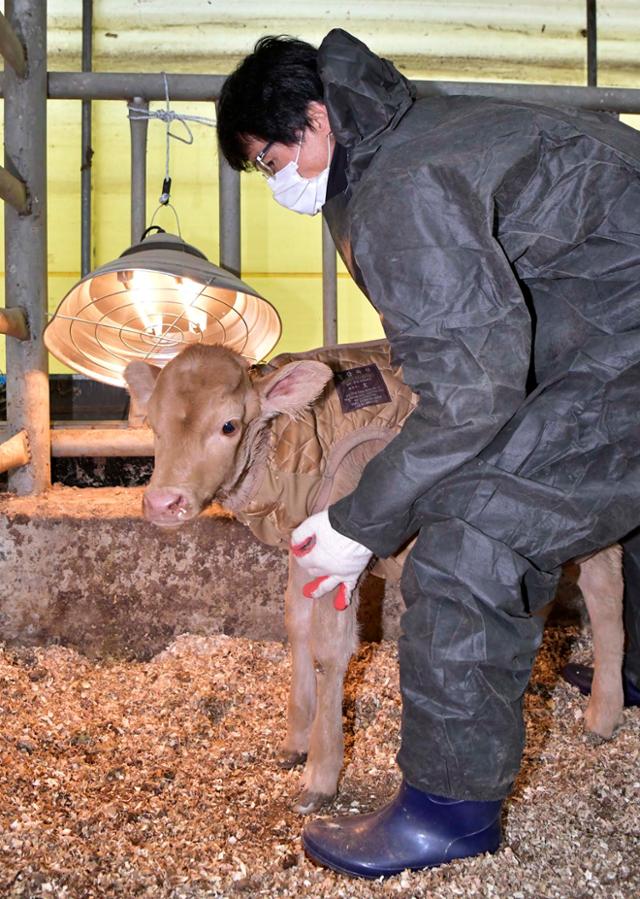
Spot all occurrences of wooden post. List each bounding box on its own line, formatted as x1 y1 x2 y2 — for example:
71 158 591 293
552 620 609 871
0 307 29 340
0 429 30 474
0 10 26 78
51 428 154 457
4 0 50 494
0 164 28 213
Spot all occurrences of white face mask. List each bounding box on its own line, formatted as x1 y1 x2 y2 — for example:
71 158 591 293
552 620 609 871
267 135 331 216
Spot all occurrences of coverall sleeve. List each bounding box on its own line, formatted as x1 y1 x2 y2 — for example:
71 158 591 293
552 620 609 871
328 165 532 557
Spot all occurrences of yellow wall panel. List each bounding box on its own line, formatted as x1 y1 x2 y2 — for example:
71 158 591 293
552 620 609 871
1 3 639 376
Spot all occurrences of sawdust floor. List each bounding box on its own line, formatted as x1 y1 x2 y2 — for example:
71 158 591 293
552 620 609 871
0 626 638 899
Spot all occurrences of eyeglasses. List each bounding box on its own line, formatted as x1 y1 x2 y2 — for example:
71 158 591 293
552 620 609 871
254 141 275 178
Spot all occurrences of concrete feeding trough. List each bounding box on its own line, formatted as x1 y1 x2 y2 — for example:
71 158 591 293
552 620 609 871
0 488 294 659
0 485 404 659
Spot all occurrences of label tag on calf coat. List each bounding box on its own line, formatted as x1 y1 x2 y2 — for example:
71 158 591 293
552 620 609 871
334 364 392 413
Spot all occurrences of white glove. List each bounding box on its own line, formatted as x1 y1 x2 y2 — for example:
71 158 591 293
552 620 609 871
291 509 372 610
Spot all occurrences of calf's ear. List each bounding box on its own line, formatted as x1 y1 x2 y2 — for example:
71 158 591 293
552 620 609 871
258 361 333 418
123 361 161 416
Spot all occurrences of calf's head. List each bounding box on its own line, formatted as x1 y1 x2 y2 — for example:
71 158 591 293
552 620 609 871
124 344 332 527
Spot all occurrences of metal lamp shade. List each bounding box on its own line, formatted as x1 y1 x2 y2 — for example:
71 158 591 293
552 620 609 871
44 232 282 387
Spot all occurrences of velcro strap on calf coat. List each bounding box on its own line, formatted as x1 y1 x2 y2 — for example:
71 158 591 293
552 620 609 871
235 340 417 573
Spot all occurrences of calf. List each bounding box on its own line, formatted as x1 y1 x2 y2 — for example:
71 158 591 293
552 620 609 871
125 341 625 814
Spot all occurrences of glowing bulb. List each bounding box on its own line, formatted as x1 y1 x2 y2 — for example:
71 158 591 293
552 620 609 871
176 276 208 334
125 270 159 333
150 313 164 337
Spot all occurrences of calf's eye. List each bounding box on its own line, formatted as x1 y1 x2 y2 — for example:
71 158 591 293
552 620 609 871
221 421 236 436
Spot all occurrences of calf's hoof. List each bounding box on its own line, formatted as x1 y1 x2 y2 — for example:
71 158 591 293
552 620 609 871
277 749 308 770
584 703 623 740
562 663 640 737
293 788 334 816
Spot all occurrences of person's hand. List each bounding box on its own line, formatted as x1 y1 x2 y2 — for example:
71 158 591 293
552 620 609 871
291 510 372 611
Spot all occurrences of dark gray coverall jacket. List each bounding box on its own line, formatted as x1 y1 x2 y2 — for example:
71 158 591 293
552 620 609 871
319 29 640 800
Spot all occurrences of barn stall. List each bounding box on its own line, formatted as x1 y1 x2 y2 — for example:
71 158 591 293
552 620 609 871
0 2 639 896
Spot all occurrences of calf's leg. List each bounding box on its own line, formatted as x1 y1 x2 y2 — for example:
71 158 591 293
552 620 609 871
576 544 625 738
294 588 359 815
288 441 384 812
279 555 317 768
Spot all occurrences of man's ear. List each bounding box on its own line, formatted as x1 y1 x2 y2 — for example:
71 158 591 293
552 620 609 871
123 361 161 420
256 361 333 418
306 100 331 135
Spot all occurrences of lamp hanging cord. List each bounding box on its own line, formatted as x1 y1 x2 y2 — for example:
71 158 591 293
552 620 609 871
127 73 217 233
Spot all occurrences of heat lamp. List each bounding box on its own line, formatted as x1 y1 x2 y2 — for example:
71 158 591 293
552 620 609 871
44 230 282 387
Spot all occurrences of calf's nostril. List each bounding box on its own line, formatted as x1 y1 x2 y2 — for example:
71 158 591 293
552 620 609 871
144 489 190 520
167 495 188 517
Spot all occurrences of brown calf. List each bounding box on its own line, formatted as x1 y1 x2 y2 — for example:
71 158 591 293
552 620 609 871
124 343 625 814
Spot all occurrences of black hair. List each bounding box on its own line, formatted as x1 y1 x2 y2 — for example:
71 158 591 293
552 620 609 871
217 35 324 171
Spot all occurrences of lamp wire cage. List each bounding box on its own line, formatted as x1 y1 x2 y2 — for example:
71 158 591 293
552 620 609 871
44 232 282 387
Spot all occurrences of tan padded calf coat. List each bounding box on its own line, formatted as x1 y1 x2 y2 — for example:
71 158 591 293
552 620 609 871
235 340 417 577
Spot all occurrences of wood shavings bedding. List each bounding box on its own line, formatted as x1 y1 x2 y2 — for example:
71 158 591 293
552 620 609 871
0 627 637 898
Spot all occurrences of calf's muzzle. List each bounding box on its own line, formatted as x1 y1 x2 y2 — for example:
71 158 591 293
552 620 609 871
143 486 196 526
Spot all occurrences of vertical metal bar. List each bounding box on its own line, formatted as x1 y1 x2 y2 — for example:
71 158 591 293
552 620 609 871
321 219 338 345
4 0 50 493
81 0 93 276
586 0 597 87
218 153 241 277
129 96 149 244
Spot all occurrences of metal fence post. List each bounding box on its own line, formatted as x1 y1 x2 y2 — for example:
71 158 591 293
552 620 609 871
4 0 50 494
129 96 149 244
81 0 94 276
586 0 598 88
218 152 241 278
322 218 338 345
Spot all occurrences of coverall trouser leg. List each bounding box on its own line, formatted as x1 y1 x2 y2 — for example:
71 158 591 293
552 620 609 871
396 333 640 801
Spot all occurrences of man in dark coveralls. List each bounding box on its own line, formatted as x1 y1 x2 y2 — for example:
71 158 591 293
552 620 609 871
217 29 640 877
